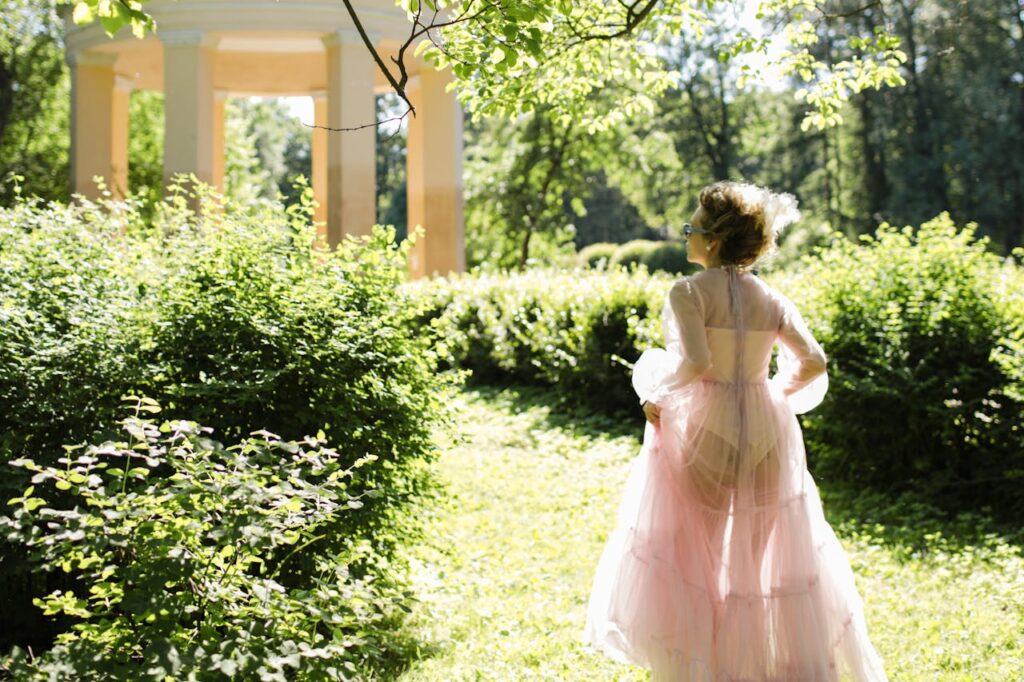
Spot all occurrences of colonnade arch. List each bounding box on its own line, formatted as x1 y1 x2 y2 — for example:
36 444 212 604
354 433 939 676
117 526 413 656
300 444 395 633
65 0 464 278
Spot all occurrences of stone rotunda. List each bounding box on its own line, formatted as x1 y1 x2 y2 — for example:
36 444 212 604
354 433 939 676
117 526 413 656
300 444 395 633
64 0 465 278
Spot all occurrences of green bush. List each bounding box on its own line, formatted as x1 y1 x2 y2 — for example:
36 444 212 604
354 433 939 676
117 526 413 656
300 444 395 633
775 214 1024 517
0 197 149 479
641 240 692 275
605 239 693 275
0 185 457 663
1 400 406 679
609 238 659 270
408 267 669 414
577 242 618 269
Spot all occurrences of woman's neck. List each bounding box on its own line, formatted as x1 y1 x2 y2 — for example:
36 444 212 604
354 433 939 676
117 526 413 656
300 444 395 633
705 263 746 273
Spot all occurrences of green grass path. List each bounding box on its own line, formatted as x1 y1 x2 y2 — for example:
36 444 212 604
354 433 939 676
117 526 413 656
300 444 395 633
394 386 1024 681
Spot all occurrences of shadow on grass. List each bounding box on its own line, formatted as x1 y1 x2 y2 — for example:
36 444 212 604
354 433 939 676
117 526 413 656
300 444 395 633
370 613 448 681
818 483 1024 561
465 381 1024 561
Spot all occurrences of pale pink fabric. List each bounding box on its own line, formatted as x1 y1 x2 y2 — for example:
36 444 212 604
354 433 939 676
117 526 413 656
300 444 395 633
583 267 887 682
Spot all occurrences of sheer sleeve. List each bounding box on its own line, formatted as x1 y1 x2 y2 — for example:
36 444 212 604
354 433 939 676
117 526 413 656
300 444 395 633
769 294 828 414
632 278 712 407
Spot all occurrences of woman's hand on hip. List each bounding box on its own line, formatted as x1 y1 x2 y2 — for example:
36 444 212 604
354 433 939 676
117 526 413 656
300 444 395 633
642 400 660 426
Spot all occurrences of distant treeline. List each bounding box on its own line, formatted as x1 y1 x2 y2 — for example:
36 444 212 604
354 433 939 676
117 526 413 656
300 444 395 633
1 1 1021 263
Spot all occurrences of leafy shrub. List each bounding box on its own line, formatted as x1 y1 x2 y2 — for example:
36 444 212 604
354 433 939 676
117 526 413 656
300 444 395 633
0 184 457 658
0 198 149 483
577 242 618 269
609 238 659 270
604 239 693 275
775 214 1024 517
641 240 693 275
408 267 669 414
1 399 407 679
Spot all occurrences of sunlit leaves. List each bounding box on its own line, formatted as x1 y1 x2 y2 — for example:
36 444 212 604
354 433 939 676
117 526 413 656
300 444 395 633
71 0 154 38
0 188 461 676
65 0 908 132
0 405 400 678
422 0 906 132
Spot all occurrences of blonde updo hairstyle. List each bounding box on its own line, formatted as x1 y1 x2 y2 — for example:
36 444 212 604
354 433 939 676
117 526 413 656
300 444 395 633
698 181 797 269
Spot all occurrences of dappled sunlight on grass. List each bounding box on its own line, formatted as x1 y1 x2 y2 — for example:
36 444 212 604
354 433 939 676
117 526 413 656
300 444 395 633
396 385 648 680
821 487 1024 681
396 385 1023 681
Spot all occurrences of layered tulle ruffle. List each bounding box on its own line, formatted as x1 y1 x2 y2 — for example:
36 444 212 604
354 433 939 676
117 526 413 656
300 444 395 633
583 380 887 681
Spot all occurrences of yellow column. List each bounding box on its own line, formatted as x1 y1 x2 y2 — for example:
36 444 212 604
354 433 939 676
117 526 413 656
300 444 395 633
406 64 465 278
311 92 328 242
111 77 130 197
69 52 129 199
322 30 376 246
212 91 226 193
161 31 216 192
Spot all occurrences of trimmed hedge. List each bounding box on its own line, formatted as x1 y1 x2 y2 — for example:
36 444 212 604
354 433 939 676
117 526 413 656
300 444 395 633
577 241 618 269
0 188 457 671
608 238 659 270
408 267 668 415
581 239 695 275
642 241 691 275
578 239 695 275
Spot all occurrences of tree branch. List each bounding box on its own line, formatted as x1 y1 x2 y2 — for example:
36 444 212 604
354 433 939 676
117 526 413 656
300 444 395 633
565 0 660 46
303 110 412 137
339 0 416 119
819 0 883 21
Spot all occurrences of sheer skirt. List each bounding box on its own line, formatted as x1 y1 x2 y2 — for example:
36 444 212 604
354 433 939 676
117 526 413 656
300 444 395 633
583 379 887 682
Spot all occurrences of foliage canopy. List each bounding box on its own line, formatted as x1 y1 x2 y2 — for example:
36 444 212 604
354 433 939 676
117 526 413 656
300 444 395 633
68 0 907 132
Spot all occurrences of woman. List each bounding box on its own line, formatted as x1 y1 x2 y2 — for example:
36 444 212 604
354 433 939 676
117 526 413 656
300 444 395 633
583 182 888 681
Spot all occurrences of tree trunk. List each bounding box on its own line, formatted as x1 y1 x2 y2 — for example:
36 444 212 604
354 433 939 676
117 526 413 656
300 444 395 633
0 55 15 150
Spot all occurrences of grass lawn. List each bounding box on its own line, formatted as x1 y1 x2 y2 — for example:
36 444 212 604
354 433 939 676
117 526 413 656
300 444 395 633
393 385 1024 681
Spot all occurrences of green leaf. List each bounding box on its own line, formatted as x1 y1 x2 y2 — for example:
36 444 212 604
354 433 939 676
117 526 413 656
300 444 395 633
72 2 95 24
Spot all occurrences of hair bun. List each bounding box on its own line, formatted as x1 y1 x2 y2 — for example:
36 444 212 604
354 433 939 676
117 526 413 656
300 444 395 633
698 180 801 268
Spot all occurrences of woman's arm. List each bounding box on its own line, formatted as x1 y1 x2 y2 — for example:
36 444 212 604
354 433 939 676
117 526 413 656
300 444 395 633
771 294 829 412
632 278 712 410
666 278 713 387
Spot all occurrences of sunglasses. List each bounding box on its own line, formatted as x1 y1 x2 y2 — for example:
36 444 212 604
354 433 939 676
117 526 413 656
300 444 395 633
683 223 712 236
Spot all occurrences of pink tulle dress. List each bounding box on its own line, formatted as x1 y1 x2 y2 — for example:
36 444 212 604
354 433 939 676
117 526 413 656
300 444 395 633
583 266 888 682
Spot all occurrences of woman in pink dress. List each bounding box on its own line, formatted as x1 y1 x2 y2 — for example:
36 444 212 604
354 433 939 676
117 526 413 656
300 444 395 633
583 182 888 681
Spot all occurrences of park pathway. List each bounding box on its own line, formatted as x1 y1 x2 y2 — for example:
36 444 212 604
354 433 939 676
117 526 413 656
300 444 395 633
393 386 1024 682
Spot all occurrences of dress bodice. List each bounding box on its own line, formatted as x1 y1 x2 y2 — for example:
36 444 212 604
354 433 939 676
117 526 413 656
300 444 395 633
701 327 777 383
634 267 829 414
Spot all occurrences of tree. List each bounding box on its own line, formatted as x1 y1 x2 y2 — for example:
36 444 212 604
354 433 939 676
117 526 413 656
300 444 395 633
462 108 589 268
0 0 69 204
814 0 1024 249
69 0 908 135
376 93 408 239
